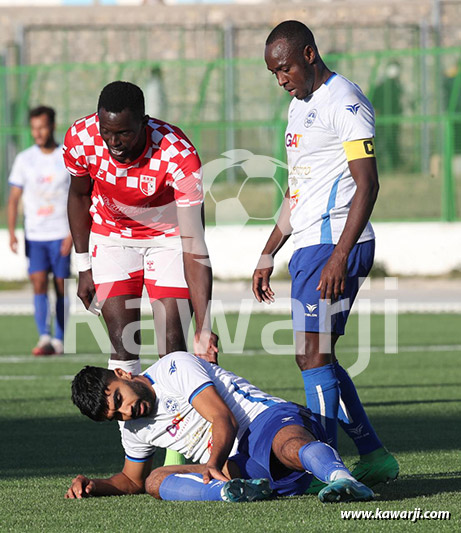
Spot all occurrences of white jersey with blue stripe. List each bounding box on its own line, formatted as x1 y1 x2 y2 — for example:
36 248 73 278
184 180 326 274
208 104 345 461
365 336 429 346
286 73 375 249
121 352 285 464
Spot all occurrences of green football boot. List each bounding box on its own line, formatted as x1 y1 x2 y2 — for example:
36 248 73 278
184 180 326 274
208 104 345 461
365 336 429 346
221 478 273 503
318 478 375 503
350 447 399 488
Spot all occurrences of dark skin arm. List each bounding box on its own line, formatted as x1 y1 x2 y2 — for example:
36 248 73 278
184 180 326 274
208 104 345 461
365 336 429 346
177 204 219 363
252 187 292 303
317 156 379 300
65 457 153 499
67 174 98 313
191 385 239 483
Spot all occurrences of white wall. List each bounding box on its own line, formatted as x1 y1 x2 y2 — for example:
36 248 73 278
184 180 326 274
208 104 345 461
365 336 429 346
2 222 460 281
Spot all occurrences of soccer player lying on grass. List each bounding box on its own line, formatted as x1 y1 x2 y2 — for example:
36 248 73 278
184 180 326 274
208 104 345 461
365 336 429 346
66 351 374 503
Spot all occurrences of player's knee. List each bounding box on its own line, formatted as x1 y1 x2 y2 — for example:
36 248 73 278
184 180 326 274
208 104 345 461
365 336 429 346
145 469 166 499
278 436 311 467
165 329 187 354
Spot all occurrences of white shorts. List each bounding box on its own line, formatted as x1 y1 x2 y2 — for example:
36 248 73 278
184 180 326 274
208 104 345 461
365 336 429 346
90 237 190 302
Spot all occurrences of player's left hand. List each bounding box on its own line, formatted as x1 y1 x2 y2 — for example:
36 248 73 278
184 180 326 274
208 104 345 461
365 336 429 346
201 463 229 484
194 329 219 364
317 250 348 301
60 234 73 257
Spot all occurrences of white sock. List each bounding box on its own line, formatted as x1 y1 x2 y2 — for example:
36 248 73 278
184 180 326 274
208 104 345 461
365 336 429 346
329 469 356 482
108 358 142 375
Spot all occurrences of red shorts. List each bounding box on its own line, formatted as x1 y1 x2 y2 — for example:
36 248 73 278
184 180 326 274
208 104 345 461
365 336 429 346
90 237 190 303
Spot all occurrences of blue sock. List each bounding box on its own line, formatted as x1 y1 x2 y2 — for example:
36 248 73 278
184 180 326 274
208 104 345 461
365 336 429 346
159 473 226 501
301 364 339 448
54 295 68 341
34 294 50 336
298 441 352 483
334 361 383 456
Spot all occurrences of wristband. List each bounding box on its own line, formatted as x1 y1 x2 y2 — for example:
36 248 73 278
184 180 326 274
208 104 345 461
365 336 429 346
75 252 92 272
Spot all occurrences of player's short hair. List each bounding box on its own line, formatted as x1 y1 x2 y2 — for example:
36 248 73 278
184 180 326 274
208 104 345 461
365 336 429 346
71 366 115 422
29 106 55 124
97 81 145 120
266 20 317 53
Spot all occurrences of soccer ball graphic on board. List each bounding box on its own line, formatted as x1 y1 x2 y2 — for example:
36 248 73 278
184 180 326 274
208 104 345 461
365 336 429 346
202 149 287 231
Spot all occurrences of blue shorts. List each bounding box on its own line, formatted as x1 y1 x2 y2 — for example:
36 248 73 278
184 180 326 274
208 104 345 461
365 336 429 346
25 239 71 278
289 240 375 335
229 402 327 496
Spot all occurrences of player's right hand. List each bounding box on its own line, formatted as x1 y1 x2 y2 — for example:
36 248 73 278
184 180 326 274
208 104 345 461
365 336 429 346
252 260 275 304
252 254 275 304
65 475 96 499
9 235 18 254
77 270 100 315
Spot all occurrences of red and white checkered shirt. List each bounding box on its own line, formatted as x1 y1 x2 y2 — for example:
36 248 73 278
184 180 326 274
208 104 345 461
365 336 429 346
63 113 203 243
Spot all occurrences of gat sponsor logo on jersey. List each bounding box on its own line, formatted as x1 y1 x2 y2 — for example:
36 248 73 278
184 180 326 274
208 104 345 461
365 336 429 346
166 413 185 437
285 132 303 149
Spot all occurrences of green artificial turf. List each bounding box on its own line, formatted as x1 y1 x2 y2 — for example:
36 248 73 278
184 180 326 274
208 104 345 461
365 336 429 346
0 313 460 531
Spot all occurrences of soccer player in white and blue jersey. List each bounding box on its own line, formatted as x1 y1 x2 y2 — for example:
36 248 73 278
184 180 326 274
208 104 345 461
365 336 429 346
252 21 398 491
8 106 72 356
66 352 374 503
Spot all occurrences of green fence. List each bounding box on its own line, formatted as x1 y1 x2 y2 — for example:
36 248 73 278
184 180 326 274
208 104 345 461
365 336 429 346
1 46 461 222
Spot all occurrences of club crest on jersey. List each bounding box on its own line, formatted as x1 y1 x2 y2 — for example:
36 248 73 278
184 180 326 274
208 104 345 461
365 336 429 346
304 109 317 128
164 397 180 414
140 175 156 196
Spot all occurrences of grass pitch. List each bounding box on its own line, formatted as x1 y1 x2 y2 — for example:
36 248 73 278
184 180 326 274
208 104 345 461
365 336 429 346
0 313 460 532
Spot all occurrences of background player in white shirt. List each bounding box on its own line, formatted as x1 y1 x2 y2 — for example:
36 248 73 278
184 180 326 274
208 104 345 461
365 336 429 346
252 21 398 491
8 106 72 356
66 351 374 503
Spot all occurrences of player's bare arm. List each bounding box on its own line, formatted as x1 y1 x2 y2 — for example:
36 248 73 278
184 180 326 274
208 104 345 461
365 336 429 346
317 156 379 300
60 233 73 257
67 174 97 312
65 457 153 499
191 384 239 483
7 185 23 253
253 187 292 303
177 204 219 362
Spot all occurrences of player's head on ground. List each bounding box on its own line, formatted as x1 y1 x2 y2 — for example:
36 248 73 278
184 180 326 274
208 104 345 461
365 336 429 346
265 20 329 100
97 81 149 164
29 105 56 150
71 365 156 422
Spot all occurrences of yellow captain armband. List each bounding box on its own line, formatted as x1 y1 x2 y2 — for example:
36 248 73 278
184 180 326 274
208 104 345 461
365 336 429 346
342 138 375 162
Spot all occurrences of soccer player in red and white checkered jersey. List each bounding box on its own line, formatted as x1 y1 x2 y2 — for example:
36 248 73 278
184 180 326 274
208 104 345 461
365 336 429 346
65 81 218 377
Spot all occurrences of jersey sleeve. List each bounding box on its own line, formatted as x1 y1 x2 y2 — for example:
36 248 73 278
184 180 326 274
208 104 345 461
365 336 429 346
166 129 204 208
8 153 26 188
157 352 214 404
62 125 90 177
331 86 375 143
121 424 156 463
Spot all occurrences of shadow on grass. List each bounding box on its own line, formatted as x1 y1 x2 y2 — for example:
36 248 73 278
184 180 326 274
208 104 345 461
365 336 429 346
1 408 459 483
375 472 461 500
0 415 165 479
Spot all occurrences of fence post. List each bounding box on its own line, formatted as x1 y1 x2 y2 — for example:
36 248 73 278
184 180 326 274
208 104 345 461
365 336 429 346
442 117 456 221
